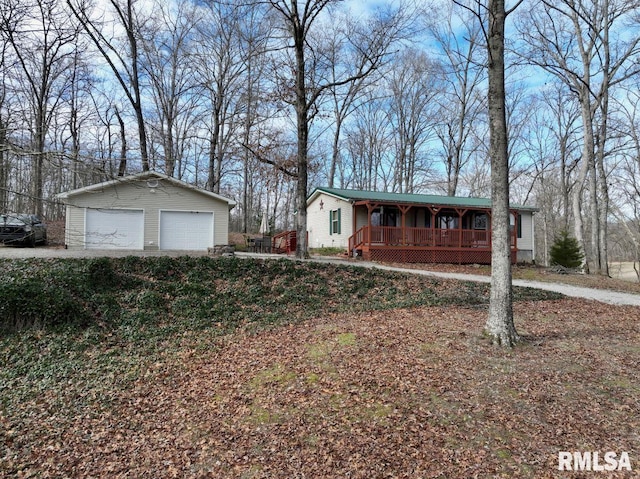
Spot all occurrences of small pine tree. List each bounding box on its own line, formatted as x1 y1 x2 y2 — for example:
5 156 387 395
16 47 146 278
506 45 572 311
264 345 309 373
550 230 585 268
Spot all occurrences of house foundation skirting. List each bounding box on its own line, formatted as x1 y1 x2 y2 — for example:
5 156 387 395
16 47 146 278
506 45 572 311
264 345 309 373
363 248 517 265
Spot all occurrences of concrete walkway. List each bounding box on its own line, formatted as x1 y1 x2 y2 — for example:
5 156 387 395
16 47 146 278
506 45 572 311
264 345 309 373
369 263 640 307
285 255 640 307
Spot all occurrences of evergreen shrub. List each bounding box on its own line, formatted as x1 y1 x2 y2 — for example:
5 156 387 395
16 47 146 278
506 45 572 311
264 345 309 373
550 230 584 268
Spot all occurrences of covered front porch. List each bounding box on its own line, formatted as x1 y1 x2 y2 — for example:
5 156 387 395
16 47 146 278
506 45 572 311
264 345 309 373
348 200 518 264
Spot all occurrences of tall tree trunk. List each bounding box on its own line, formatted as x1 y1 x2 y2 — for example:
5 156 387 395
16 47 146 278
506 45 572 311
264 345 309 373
588 158 601 273
596 13 612 277
484 0 518 347
242 100 252 234
241 30 256 234
0 120 7 211
125 0 149 172
596 155 610 276
574 95 594 272
559 144 570 232
115 108 128 177
571 158 588 269
294 12 309 259
164 117 175 177
328 115 342 189
208 105 222 193
33 105 45 218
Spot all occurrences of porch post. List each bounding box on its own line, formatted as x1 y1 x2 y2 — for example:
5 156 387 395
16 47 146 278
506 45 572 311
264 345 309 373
455 208 468 248
399 205 410 245
428 206 438 247
352 202 357 243
367 203 375 246
401 207 406 245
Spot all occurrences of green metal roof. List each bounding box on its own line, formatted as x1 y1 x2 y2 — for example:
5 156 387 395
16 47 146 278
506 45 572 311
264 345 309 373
309 187 537 211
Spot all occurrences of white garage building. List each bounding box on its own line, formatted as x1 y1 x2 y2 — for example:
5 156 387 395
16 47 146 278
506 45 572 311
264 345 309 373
57 171 236 251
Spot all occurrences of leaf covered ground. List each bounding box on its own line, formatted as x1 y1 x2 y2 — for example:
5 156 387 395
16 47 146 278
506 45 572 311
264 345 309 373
1 257 638 478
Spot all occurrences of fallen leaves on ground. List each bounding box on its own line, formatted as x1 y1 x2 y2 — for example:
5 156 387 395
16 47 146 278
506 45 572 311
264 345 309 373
2 299 639 478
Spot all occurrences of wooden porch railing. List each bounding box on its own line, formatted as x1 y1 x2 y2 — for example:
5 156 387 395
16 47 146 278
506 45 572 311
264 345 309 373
348 225 366 253
349 225 516 250
272 230 297 254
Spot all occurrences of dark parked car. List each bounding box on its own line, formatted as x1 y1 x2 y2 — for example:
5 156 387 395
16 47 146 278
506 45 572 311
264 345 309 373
0 214 47 246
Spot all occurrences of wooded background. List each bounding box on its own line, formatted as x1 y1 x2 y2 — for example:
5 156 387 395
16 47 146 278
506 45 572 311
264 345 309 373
1 0 639 274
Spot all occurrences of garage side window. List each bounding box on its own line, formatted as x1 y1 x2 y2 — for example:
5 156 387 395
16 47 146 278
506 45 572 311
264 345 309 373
329 208 341 235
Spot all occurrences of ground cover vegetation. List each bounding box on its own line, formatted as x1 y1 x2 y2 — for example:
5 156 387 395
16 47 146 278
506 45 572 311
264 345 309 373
1 257 638 477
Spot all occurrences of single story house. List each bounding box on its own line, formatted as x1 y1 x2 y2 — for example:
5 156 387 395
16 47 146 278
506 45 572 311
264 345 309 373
57 171 236 251
307 187 536 264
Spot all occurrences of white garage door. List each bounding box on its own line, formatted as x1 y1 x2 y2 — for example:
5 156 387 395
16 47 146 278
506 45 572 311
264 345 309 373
159 211 214 251
85 209 144 249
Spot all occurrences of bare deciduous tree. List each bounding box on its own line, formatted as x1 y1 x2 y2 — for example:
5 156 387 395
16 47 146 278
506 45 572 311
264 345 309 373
517 0 640 275
454 0 520 346
265 0 408 259
193 1 249 193
322 11 383 189
484 0 519 347
344 90 393 191
0 23 15 212
67 0 152 173
426 2 486 196
611 88 640 281
140 2 202 178
1 0 82 217
387 48 441 194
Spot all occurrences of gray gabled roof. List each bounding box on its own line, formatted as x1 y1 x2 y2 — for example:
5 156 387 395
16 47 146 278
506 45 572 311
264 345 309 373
308 187 537 211
57 171 236 207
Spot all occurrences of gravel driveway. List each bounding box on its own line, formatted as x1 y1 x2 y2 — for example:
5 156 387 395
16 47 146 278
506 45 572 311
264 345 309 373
2 246 639 306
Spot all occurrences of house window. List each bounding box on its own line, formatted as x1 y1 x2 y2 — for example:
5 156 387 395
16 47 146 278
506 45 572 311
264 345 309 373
474 214 488 230
383 209 399 227
371 211 381 226
517 213 522 239
424 209 431 228
330 208 341 235
509 213 523 238
438 214 458 229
